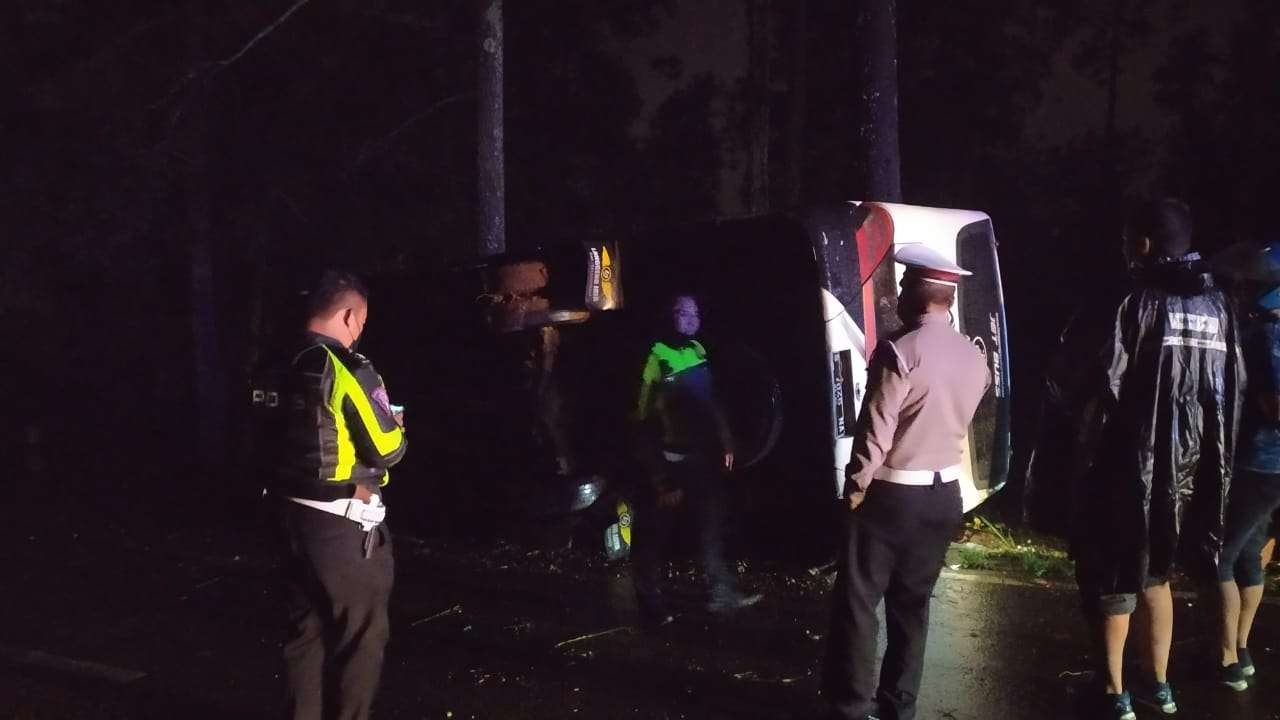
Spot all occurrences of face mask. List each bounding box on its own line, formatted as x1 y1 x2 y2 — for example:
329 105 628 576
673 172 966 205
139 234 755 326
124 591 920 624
345 312 364 351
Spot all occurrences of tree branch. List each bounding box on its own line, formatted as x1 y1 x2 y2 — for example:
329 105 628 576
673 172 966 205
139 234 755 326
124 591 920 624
354 92 470 167
220 0 313 67
357 10 443 33
148 0 315 112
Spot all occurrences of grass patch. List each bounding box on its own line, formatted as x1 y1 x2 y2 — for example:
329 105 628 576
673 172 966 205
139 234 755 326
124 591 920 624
1018 550 1074 580
957 545 995 570
955 516 1075 581
972 515 1018 550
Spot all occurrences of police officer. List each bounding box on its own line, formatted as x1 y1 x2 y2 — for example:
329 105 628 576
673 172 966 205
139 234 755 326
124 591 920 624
631 293 762 624
269 270 407 720
823 246 990 720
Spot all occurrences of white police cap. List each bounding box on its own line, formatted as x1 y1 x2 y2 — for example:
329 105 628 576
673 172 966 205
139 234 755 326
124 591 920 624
894 243 972 287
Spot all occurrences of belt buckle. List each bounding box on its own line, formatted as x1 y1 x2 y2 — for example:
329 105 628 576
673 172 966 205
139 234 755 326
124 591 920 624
344 497 387 531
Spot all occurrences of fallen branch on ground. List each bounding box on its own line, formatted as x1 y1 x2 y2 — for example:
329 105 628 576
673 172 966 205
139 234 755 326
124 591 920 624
410 604 463 627
554 626 633 650
732 668 813 684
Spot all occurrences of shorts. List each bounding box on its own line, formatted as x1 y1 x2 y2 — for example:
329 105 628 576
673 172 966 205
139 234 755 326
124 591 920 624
1090 575 1169 616
1073 540 1169 617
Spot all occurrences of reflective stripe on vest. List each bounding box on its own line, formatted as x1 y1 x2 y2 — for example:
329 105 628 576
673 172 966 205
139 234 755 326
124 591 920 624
323 346 403 485
650 340 707 379
636 340 710 420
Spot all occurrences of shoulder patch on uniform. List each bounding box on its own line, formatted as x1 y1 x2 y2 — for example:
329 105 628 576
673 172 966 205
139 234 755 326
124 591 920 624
370 385 391 416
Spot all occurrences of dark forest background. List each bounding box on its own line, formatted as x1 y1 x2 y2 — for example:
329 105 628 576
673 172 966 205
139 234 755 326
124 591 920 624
5 0 1277 522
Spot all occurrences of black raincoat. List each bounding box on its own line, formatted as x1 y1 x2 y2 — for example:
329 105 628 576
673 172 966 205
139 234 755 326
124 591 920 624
1026 256 1245 592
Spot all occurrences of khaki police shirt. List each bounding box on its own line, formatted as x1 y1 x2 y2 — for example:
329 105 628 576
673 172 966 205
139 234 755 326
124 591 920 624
845 311 991 495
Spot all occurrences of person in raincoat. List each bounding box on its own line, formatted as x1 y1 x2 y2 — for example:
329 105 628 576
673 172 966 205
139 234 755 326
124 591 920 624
1210 242 1280 690
1025 198 1245 720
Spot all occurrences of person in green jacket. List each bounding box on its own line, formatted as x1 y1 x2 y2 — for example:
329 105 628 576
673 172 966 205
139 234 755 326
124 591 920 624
631 293 761 624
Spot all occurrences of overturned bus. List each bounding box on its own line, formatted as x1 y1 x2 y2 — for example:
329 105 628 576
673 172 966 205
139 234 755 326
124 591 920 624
325 202 1011 556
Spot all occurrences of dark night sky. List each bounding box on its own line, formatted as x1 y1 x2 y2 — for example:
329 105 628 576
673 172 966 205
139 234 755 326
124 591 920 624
620 0 1251 215
618 0 748 212
1026 0 1245 176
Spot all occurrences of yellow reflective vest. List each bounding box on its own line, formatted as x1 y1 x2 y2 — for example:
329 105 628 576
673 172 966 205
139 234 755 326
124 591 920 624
273 334 407 500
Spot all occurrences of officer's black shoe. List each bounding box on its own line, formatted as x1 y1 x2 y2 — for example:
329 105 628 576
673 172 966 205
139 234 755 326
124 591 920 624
706 590 763 614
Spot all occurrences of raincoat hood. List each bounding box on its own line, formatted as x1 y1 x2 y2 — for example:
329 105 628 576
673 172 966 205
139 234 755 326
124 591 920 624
1131 253 1213 296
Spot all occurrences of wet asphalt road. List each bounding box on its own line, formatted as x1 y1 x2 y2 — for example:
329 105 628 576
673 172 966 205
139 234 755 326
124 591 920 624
4 511 1280 719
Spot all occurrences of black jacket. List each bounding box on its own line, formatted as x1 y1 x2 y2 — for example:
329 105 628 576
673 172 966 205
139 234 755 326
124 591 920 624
1026 257 1245 589
271 333 407 501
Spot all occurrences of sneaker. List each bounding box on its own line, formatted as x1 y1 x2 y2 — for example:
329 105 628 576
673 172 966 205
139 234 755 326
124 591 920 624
1238 647 1256 678
1106 691 1137 720
706 591 763 613
1220 662 1249 692
1144 681 1177 714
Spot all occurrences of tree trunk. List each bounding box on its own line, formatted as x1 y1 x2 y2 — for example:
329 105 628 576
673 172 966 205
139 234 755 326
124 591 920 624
745 0 772 213
1103 0 1123 211
783 0 807 208
1104 0 1121 154
854 0 902 202
185 1 227 477
477 0 506 257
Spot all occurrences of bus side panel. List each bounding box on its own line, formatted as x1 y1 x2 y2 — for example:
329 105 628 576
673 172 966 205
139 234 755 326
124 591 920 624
956 220 1012 498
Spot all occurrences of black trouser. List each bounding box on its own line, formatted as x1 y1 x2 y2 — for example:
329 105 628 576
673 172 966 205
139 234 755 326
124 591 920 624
632 454 736 603
823 477 963 720
277 500 394 720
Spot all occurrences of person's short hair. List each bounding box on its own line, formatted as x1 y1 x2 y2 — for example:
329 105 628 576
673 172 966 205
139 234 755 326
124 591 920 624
1125 197 1193 257
668 290 699 308
902 277 956 308
306 270 368 320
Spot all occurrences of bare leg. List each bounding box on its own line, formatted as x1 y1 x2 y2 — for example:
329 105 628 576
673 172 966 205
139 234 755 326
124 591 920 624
1103 613 1131 694
1141 583 1174 683
1218 581 1242 666
1131 599 1151 672
1239 584 1266 651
